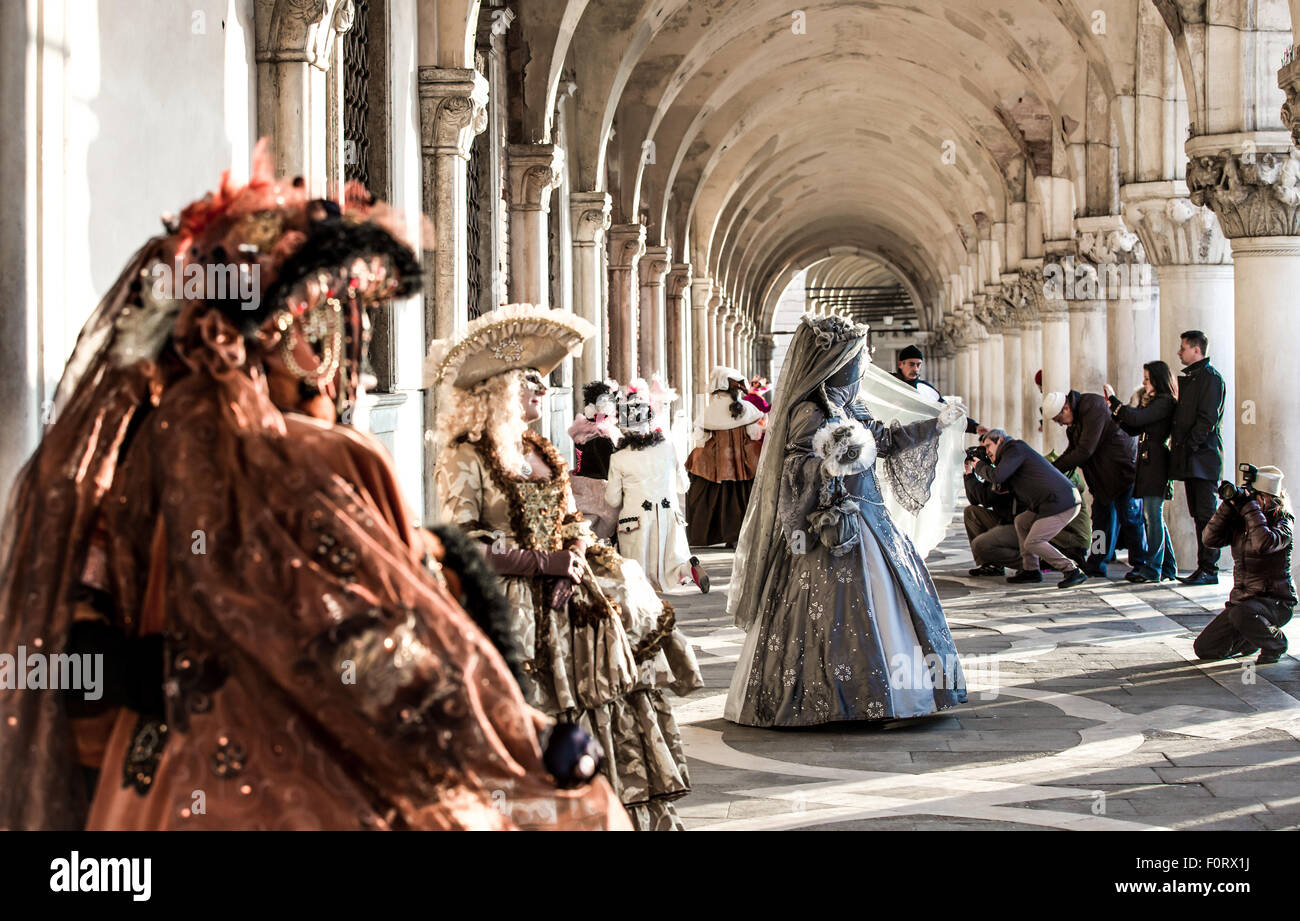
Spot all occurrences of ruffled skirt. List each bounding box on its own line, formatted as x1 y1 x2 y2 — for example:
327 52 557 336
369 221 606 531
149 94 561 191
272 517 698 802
503 545 702 828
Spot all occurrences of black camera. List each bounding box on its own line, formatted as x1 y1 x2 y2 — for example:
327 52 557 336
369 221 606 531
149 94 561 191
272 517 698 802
1217 463 1258 502
965 445 989 463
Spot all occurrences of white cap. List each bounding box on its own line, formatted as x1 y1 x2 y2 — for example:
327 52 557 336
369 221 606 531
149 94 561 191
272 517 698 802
1255 465 1285 496
1042 391 1067 421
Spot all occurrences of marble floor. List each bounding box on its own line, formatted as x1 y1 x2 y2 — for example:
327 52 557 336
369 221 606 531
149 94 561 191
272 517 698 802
666 511 1300 830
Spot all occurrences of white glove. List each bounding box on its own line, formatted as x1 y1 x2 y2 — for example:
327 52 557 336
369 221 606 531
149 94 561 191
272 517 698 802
937 402 966 430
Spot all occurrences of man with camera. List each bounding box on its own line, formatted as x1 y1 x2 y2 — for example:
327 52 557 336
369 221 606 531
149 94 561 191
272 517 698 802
970 428 1088 588
1192 464 1294 664
964 434 1092 577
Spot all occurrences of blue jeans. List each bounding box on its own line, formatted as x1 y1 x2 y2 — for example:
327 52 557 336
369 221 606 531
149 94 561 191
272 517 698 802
1134 496 1177 580
1086 485 1147 575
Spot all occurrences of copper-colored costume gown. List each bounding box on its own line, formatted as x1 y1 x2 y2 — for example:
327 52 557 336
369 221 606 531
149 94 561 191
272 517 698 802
0 283 630 830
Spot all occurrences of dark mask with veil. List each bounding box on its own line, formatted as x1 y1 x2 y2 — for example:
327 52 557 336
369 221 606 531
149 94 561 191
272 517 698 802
822 346 866 410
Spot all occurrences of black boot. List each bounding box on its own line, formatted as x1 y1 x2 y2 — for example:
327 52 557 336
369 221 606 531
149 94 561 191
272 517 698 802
1007 569 1043 584
968 563 1004 577
1058 568 1089 589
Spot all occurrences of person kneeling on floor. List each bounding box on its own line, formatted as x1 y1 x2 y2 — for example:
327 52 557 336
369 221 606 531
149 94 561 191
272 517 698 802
971 428 1089 589
1193 464 1294 665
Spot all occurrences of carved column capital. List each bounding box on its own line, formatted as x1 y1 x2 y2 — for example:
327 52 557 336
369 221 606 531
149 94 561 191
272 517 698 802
1121 183 1231 265
418 67 489 160
691 277 713 312
1014 265 1045 327
639 246 672 285
570 191 612 246
667 264 693 298
256 0 354 70
1186 135 1300 238
607 223 647 269
1075 215 1146 266
507 144 565 215
1278 47 1300 147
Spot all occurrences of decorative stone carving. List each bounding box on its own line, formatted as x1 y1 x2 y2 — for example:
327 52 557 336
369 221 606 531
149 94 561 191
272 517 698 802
1187 148 1300 238
1278 46 1300 148
1077 228 1144 266
1014 268 1044 325
419 68 489 159
507 144 564 214
256 0 355 70
1121 195 1230 265
571 192 612 246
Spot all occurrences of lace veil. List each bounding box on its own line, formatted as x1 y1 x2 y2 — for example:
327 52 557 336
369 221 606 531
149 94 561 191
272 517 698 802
726 315 867 630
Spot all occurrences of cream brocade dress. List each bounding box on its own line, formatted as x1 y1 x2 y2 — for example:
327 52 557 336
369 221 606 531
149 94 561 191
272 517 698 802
436 434 702 830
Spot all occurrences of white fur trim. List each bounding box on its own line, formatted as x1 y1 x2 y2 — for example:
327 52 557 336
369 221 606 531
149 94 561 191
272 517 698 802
811 418 876 477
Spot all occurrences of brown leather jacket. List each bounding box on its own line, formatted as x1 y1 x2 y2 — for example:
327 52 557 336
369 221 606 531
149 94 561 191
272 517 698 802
1203 497 1296 605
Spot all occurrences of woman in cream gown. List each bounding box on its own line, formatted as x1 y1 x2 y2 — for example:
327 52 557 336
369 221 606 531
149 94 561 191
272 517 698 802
430 306 703 829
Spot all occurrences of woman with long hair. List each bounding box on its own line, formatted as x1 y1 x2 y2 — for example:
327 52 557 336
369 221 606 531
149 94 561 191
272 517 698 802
429 306 702 830
685 367 764 546
1106 360 1180 582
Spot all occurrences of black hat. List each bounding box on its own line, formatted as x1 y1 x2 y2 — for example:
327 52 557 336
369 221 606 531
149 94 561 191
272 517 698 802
898 344 924 362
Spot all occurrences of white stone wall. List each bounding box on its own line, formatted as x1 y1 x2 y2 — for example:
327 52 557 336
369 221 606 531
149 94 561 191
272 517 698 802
3 0 257 496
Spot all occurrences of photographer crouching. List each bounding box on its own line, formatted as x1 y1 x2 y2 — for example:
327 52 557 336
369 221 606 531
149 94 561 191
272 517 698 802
964 432 1091 577
970 429 1089 589
1192 464 1295 665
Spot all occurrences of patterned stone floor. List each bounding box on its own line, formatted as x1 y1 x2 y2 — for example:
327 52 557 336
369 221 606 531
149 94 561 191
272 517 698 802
667 509 1300 830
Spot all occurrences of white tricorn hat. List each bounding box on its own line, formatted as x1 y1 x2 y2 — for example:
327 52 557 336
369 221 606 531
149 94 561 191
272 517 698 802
1255 465 1285 496
424 304 594 390
1042 391 1067 421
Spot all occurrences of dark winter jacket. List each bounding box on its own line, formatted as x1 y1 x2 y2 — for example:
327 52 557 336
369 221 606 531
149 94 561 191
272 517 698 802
1052 391 1136 504
1203 497 1296 605
974 438 1079 517
1110 392 1175 499
1170 357 1225 483
963 472 1015 524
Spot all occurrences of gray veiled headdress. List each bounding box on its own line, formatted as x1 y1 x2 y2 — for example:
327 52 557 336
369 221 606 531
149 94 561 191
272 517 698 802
726 313 869 630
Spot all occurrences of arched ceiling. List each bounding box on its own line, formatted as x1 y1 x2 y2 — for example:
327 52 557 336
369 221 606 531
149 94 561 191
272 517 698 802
506 0 1274 333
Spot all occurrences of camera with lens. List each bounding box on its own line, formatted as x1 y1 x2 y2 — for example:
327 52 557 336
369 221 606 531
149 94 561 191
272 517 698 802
964 445 989 464
1217 463 1259 503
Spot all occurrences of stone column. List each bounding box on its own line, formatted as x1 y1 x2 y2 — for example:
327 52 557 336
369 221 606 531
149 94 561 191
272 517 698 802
1187 140 1300 495
720 308 733 369
976 294 1005 428
1077 217 1152 396
666 263 692 400
506 144 564 306
691 277 713 414
606 223 646 384
708 296 724 376
256 0 354 195
756 333 775 380
1184 140 1293 493
418 66 488 523
637 246 672 382
1039 252 1072 456
570 191 612 393
1123 183 1235 569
